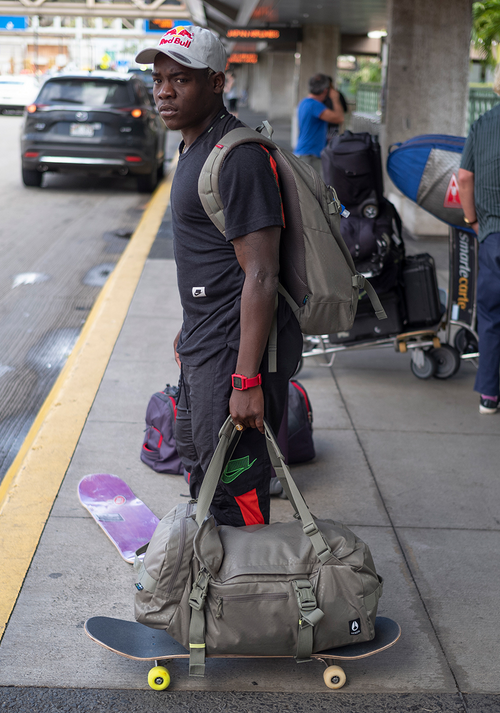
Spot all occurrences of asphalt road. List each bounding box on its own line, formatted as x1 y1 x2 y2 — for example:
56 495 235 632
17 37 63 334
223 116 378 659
0 114 151 482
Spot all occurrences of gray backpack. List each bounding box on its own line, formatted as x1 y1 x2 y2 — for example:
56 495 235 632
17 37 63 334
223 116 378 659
198 124 386 340
134 419 383 676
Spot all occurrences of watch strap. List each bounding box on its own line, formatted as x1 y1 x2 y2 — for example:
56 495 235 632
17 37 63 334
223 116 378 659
232 373 262 390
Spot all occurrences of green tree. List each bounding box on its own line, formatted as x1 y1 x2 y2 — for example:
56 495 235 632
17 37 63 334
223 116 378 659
338 58 381 95
473 1 500 66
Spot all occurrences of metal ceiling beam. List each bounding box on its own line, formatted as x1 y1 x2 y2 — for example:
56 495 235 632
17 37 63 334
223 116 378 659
184 0 206 25
0 0 191 17
204 0 238 22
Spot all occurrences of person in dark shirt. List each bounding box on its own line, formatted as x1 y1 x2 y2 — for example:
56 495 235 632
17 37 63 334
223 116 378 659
135 27 302 525
459 64 500 415
323 75 348 138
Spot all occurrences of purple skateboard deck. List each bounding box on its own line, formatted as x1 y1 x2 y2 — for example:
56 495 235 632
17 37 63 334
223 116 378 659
78 474 159 564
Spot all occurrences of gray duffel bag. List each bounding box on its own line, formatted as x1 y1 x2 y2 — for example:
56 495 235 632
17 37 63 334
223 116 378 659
134 418 383 676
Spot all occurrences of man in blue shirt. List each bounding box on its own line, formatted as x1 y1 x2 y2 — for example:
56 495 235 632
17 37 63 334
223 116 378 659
294 73 345 177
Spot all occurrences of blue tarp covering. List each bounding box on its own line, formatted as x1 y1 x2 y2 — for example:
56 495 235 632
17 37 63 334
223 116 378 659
386 134 470 231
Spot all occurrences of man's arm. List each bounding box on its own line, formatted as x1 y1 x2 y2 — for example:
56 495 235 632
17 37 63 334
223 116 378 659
458 168 479 235
318 88 344 125
229 225 280 434
173 328 182 368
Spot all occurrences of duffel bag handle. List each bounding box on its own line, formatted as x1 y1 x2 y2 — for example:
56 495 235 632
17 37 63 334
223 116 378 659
196 417 333 564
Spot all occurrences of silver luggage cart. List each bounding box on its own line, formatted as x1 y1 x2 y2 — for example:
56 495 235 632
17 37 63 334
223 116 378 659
298 227 479 380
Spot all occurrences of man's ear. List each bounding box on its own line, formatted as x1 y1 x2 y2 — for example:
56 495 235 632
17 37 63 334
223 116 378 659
213 71 225 95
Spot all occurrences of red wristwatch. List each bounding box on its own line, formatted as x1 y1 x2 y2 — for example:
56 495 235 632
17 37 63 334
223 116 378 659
232 373 262 390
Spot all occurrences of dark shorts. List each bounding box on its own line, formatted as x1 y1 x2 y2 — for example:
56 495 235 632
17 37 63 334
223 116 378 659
228 98 238 112
175 314 302 527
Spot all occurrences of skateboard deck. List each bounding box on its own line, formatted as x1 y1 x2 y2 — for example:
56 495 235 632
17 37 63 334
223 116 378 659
85 615 401 690
78 474 159 564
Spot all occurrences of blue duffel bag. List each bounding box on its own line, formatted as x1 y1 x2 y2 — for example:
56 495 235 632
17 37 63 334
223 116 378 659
387 134 473 232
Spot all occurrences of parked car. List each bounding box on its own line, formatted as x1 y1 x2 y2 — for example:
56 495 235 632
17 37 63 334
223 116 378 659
0 75 39 114
21 71 166 192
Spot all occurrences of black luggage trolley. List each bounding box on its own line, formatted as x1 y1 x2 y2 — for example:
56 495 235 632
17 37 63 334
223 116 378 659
298 226 479 380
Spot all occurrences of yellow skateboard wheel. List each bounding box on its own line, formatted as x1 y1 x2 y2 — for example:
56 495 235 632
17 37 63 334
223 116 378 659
148 665 171 691
323 664 346 689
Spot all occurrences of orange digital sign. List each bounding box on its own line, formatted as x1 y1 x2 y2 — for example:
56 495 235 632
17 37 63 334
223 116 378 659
228 53 258 64
227 29 280 39
149 19 174 30
226 27 301 43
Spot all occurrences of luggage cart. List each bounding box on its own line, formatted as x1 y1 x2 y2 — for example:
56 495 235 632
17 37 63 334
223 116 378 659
298 226 478 380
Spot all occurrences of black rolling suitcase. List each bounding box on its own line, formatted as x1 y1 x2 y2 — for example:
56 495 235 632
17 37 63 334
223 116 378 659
321 131 384 219
402 254 443 328
328 290 403 344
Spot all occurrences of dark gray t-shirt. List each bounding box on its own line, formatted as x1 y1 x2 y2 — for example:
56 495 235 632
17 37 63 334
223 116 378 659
171 111 284 366
461 103 500 242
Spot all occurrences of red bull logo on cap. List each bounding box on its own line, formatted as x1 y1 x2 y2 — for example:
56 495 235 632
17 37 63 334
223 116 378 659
159 26 194 48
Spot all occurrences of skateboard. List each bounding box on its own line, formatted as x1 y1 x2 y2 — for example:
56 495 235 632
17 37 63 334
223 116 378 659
84 615 401 691
78 474 159 564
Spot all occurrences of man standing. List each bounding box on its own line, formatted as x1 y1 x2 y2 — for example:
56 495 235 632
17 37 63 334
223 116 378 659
458 64 500 414
135 28 302 524
294 73 345 177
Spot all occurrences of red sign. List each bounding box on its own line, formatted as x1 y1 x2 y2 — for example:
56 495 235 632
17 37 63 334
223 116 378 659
444 173 462 208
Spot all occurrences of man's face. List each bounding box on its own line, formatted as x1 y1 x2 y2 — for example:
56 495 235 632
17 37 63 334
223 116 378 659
152 53 223 133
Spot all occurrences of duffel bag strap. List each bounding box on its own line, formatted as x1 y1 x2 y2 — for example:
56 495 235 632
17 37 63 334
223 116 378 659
195 417 333 563
195 418 241 526
263 423 333 564
188 568 211 676
293 580 324 662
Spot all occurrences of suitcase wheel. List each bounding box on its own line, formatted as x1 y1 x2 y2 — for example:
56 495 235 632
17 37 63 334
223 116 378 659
431 345 461 380
410 349 436 380
323 664 347 689
148 665 171 690
361 202 379 219
454 327 478 356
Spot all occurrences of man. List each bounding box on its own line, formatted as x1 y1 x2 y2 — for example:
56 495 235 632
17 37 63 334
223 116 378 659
135 27 302 525
458 63 500 415
294 73 345 177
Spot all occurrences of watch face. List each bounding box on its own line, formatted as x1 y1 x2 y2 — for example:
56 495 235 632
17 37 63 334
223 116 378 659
233 376 243 389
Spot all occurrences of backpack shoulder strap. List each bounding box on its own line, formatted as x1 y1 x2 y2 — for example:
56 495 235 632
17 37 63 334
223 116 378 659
198 127 277 236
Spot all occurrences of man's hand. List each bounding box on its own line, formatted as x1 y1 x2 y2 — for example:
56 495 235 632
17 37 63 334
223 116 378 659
229 385 265 434
173 328 182 369
319 88 344 125
458 168 478 234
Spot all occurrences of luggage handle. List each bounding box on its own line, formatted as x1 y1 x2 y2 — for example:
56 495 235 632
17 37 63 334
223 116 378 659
195 418 333 564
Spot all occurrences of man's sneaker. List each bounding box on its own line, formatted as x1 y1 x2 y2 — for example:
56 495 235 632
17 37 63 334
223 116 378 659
479 395 499 414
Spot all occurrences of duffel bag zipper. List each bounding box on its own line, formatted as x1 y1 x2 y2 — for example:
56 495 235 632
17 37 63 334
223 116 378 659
215 592 289 619
164 502 193 597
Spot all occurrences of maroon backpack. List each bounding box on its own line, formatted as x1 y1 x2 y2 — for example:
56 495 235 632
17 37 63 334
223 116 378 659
287 380 315 464
141 385 183 475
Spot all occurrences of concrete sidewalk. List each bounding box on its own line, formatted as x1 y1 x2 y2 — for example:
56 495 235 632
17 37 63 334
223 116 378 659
0 110 499 713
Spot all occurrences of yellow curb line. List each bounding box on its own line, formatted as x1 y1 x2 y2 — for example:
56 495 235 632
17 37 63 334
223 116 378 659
0 168 175 641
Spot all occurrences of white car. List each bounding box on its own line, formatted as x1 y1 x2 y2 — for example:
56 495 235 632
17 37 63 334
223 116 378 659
0 75 39 114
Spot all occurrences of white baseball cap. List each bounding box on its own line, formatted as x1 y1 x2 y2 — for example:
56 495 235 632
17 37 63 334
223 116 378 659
135 26 227 73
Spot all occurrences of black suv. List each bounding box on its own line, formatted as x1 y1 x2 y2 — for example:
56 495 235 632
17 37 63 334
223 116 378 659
21 72 166 192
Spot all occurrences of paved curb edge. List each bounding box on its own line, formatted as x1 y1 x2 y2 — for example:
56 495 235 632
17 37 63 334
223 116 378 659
0 169 175 640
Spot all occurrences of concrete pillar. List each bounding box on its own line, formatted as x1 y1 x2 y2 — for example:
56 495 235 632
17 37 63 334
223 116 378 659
383 0 473 235
297 24 341 103
268 52 296 120
248 53 271 114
